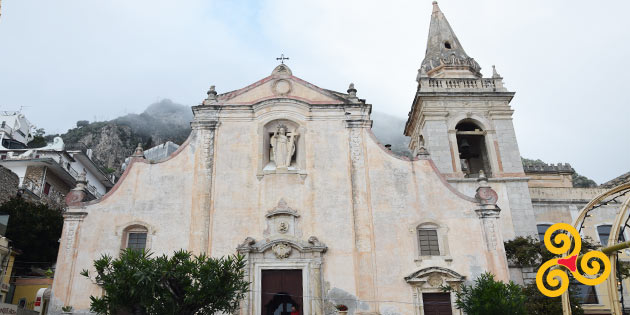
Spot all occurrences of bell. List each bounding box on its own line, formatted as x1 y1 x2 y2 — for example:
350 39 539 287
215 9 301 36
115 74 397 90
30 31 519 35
459 138 471 150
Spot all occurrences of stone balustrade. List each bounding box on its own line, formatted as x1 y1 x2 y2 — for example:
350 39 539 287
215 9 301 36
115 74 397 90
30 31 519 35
523 162 574 174
419 77 507 92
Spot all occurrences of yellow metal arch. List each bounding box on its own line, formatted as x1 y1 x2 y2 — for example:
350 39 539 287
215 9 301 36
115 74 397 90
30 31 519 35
562 182 630 315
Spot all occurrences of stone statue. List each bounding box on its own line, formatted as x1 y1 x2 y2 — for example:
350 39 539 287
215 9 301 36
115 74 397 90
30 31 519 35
271 126 298 169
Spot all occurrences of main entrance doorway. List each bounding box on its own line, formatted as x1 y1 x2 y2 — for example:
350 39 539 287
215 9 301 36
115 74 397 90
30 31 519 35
261 269 303 315
422 293 452 315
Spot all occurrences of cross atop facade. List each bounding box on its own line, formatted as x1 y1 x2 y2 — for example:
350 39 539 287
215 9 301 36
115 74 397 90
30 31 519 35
276 54 289 64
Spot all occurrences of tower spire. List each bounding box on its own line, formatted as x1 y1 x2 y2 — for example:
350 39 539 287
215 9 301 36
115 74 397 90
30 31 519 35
419 1 481 79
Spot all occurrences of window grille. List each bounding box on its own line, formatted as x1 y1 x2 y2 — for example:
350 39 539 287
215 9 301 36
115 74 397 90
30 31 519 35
418 229 440 256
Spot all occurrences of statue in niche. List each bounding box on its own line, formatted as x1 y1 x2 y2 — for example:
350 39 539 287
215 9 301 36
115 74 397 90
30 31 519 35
271 125 298 169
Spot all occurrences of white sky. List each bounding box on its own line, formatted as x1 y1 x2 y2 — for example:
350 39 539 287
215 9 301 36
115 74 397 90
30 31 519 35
0 0 628 183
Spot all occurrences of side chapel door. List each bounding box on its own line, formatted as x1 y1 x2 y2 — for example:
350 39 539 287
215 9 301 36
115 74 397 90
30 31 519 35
422 292 452 315
261 269 303 315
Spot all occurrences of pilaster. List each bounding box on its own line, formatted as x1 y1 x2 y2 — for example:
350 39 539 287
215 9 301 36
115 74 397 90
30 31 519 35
345 120 379 314
474 174 510 281
50 211 88 309
189 113 219 254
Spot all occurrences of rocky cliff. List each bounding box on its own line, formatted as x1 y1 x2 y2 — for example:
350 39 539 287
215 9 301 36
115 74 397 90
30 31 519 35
54 99 192 176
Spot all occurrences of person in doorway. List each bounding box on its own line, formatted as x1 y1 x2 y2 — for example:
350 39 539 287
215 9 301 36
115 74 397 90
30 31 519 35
290 305 299 315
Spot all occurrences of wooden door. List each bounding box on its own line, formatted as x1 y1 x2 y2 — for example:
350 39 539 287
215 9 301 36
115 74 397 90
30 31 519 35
423 293 452 315
261 269 303 315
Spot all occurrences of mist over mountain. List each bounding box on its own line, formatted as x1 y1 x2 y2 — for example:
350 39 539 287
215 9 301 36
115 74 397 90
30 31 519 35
56 99 192 176
370 112 412 157
53 99 412 177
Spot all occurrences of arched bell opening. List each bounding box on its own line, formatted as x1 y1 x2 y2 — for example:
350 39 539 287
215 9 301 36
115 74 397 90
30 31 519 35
455 120 491 178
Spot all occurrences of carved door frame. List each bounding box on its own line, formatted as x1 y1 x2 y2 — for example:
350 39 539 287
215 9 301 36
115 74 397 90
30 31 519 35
238 237 327 315
255 262 310 315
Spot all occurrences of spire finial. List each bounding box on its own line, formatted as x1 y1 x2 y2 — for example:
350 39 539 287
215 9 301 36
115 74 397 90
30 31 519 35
347 83 357 97
492 65 502 79
432 1 440 13
133 143 144 157
206 85 217 100
74 171 87 191
420 1 481 78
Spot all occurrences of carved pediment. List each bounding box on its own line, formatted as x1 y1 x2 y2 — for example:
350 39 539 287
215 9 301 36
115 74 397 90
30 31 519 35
236 237 327 259
217 65 347 105
266 199 300 218
405 267 465 288
264 199 301 238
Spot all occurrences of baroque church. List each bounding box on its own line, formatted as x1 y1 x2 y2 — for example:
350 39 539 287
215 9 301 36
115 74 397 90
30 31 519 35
50 2 629 315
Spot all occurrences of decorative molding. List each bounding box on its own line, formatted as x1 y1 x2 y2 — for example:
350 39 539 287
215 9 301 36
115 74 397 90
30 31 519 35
266 199 300 218
237 237 327 255
405 266 465 285
272 242 292 259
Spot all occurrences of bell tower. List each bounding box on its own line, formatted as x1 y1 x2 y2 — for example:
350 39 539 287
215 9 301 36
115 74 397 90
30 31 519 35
404 1 524 179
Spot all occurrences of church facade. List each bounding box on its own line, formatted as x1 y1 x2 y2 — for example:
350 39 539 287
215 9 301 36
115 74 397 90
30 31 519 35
50 2 629 315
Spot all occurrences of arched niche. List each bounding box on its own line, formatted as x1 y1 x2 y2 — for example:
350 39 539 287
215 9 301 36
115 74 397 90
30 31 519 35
257 118 306 179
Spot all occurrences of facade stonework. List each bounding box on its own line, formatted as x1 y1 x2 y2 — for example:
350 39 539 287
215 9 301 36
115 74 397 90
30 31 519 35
50 2 629 315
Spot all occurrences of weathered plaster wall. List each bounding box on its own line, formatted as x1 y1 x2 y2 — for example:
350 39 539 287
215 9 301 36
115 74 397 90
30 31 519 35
50 137 197 313
363 135 507 314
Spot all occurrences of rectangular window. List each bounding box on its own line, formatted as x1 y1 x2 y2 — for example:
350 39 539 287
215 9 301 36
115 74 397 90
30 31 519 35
597 225 624 245
537 224 552 242
127 233 147 251
418 229 440 256
43 183 51 195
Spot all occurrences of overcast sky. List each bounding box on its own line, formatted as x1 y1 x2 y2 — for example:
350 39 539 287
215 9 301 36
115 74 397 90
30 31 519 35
0 0 628 183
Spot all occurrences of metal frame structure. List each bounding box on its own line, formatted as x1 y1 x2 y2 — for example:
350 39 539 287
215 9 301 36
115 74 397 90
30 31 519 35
562 182 630 315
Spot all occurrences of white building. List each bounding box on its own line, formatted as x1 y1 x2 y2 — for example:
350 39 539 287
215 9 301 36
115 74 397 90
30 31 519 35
0 117 114 207
0 111 35 149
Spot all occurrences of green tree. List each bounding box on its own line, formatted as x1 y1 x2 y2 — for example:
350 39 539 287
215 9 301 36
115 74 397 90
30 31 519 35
503 235 613 314
0 197 64 274
521 283 584 315
27 135 47 148
82 249 249 315
444 272 526 315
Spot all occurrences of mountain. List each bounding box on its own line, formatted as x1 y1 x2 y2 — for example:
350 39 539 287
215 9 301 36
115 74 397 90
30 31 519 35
53 99 192 176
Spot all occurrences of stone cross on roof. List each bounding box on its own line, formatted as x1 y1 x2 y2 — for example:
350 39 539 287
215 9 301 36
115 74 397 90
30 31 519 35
276 54 289 64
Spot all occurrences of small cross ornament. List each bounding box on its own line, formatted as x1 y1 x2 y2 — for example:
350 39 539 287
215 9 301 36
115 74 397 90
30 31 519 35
276 54 289 64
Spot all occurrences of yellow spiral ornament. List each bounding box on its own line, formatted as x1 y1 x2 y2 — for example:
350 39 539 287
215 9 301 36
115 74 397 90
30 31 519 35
535 223 611 297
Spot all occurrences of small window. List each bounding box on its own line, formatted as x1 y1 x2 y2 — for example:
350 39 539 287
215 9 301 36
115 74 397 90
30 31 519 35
127 232 147 251
43 183 51 195
572 283 599 304
418 229 440 256
597 225 624 245
537 224 551 242
0 155 5 160
444 41 452 49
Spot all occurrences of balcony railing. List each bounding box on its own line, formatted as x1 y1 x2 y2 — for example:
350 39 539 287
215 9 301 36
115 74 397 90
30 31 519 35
87 184 102 198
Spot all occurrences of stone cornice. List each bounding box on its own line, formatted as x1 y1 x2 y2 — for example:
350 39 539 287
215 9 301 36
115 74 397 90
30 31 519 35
345 119 372 128
63 211 88 221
